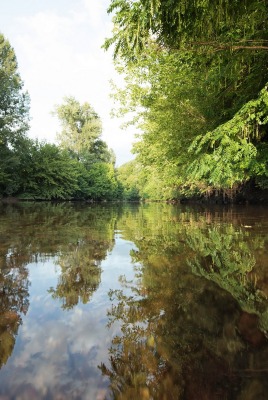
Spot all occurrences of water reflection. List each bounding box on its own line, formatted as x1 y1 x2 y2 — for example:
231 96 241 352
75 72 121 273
0 261 29 368
0 202 117 375
49 245 103 309
0 202 268 399
101 204 268 400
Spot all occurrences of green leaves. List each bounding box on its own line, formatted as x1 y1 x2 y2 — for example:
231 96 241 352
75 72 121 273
105 0 268 60
106 0 268 200
0 34 30 146
53 96 102 160
188 83 268 189
16 140 79 199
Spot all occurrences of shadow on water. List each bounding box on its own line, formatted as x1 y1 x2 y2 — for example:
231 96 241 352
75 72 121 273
0 202 268 399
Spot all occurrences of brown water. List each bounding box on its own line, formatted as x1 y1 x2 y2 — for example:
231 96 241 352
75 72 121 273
0 202 268 399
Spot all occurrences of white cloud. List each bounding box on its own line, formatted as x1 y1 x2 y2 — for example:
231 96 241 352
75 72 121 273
83 0 107 28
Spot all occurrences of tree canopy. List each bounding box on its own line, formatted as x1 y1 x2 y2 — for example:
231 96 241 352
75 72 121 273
0 33 30 147
54 96 102 159
0 33 30 196
104 0 268 59
108 0 268 201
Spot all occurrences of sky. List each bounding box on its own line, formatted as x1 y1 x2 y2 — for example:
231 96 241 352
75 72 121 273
0 0 136 166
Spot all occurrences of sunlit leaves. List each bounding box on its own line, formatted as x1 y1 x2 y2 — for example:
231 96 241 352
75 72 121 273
105 0 268 60
53 96 102 160
105 0 268 200
0 34 30 196
188 83 268 189
0 33 30 147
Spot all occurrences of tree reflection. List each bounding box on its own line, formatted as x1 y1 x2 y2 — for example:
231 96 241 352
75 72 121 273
101 204 268 399
185 222 267 317
0 253 30 368
0 202 118 369
49 240 109 309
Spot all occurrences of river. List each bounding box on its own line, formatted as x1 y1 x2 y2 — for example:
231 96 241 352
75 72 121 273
0 202 268 399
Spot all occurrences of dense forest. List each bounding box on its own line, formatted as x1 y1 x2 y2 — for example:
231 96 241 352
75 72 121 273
1 0 268 202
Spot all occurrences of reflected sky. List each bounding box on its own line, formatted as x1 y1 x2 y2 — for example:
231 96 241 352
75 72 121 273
0 203 268 399
0 228 137 399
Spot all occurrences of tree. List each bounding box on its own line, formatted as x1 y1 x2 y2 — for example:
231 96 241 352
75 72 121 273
53 96 102 160
53 96 121 200
17 140 80 200
0 33 30 196
87 162 120 200
104 0 268 59
188 84 268 191
104 1 268 200
117 160 141 201
0 33 30 146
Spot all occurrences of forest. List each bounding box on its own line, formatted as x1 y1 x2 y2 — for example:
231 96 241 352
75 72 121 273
1 0 268 202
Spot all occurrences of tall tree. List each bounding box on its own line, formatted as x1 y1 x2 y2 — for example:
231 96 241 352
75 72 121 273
53 96 102 160
0 33 30 147
0 33 30 196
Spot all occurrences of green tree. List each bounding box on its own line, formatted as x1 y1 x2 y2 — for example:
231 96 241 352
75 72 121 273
104 0 268 59
0 33 30 146
54 96 102 161
0 33 30 196
87 162 120 200
188 84 268 191
105 1 268 200
117 160 141 201
17 140 80 200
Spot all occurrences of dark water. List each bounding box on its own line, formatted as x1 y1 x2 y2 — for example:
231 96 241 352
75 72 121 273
0 202 268 400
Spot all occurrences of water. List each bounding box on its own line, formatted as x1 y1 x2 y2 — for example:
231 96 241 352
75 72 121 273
0 202 268 399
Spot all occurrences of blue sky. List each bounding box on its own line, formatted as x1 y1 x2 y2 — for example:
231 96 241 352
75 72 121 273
0 0 135 165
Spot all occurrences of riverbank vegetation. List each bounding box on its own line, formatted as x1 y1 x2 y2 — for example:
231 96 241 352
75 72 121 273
1 1 268 202
107 0 268 202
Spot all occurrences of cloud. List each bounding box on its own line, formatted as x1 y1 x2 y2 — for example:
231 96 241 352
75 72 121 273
4 0 134 165
83 0 107 28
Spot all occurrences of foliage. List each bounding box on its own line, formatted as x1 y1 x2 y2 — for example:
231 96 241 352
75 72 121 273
54 96 102 159
187 83 268 189
17 140 81 199
105 0 268 200
87 162 121 200
104 0 268 60
0 33 30 147
0 33 30 197
0 41 121 201
11 139 121 201
117 160 141 201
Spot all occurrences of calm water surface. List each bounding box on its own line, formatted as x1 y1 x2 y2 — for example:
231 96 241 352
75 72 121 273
0 202 268 399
